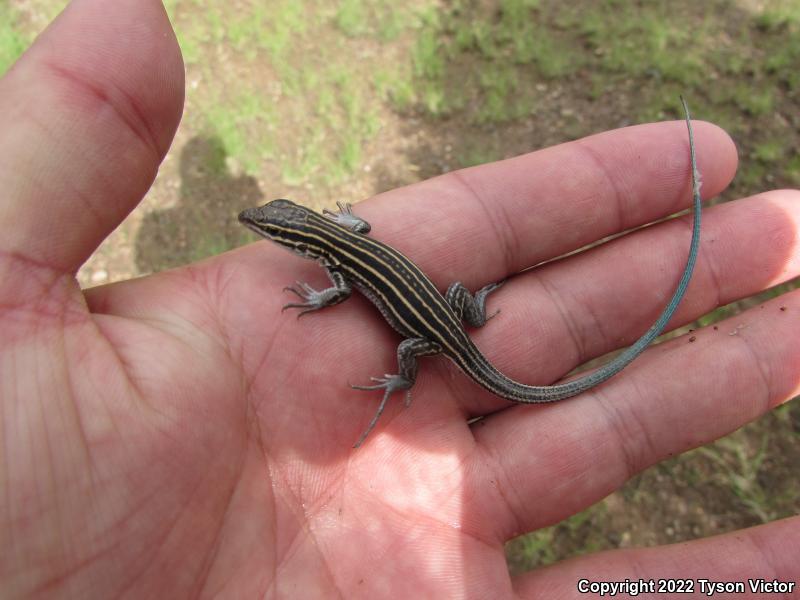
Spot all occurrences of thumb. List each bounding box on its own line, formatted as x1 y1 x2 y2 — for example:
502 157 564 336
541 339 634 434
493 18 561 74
0 0 183 306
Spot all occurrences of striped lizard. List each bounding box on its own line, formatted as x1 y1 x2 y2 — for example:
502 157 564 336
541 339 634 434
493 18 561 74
239 98 702 447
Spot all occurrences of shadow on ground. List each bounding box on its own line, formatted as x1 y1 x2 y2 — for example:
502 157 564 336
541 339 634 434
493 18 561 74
135 135 262 274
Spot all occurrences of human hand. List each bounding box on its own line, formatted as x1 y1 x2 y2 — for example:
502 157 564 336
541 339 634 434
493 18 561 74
2 1 798 598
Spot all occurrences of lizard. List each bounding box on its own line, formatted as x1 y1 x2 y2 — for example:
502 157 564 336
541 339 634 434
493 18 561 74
238 98 702 447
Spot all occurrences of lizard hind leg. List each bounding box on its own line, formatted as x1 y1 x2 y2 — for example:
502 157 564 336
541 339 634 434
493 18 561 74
351 376 411 448
349 337 442 447
446 280 506 326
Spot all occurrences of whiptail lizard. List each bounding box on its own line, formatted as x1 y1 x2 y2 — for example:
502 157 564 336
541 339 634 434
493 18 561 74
239 98 702 447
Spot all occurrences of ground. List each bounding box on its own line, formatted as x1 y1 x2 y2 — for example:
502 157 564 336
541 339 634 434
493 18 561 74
3 0 799 573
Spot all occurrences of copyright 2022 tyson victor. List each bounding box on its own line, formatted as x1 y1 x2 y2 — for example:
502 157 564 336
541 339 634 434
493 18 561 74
577 577 796 596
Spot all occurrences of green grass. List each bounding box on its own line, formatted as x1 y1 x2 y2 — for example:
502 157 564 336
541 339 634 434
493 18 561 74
7 0 799 281
698 433 774 524
0 5 29 76
755 0 800 29
164 0 395 188
336 0 369 37
384 0 584 121
733 85 775 116
14 0 792 201
335 0 415 40
454 141 506 169
787 155 800 185
380 0 719 123
578 7 706 86
753 139 784 163
506 502 608 574
381 0 800 135
202 89 278 174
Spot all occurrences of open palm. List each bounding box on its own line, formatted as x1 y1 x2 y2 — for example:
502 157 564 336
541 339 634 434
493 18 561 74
2 1 799 598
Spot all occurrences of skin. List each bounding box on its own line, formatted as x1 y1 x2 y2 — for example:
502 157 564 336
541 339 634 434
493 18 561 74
1 0 799 598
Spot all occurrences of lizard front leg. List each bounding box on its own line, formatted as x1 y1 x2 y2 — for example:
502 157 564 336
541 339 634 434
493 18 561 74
351 337 442 447
323 201 371 234
282 267 352 317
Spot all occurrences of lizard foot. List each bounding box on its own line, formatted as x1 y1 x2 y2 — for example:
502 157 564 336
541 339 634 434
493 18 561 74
322 201 371 234
282 282 330 317
350 374 413 447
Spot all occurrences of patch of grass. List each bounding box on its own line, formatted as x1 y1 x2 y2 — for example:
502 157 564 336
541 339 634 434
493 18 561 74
698 434 774 523
203 88 278 174
697 298 749 328
411 24 448 115
786 155 800 185
0 5 29 76
530 30 579 78
334 0 415 41
379 67 416 111
506 529 559 572
455 144 504 168
335 0 368 37
261 0 309 60
388 0 582 122
376 8 408 41
227 5 271 61
477 67 521 123
753 139 784 163
576 5 706 88
733 85 775 116
389 0 727 124
764 25 800 90
163 0 403 189
755 0 800 30
506 501 608 573
413 26 445 80
766 50 800 90
164 3 222 65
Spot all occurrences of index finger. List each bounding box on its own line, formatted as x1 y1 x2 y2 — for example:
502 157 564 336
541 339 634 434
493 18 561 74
357 119 736 288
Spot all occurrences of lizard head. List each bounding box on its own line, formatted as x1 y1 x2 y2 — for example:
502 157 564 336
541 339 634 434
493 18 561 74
239 199 327 261
238 199 309 231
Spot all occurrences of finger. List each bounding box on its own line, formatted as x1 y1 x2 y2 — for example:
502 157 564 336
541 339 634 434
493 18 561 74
446 190 800 405
467 290 800 541
357 119 736 289
515 516 800 598
0 0 183 284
